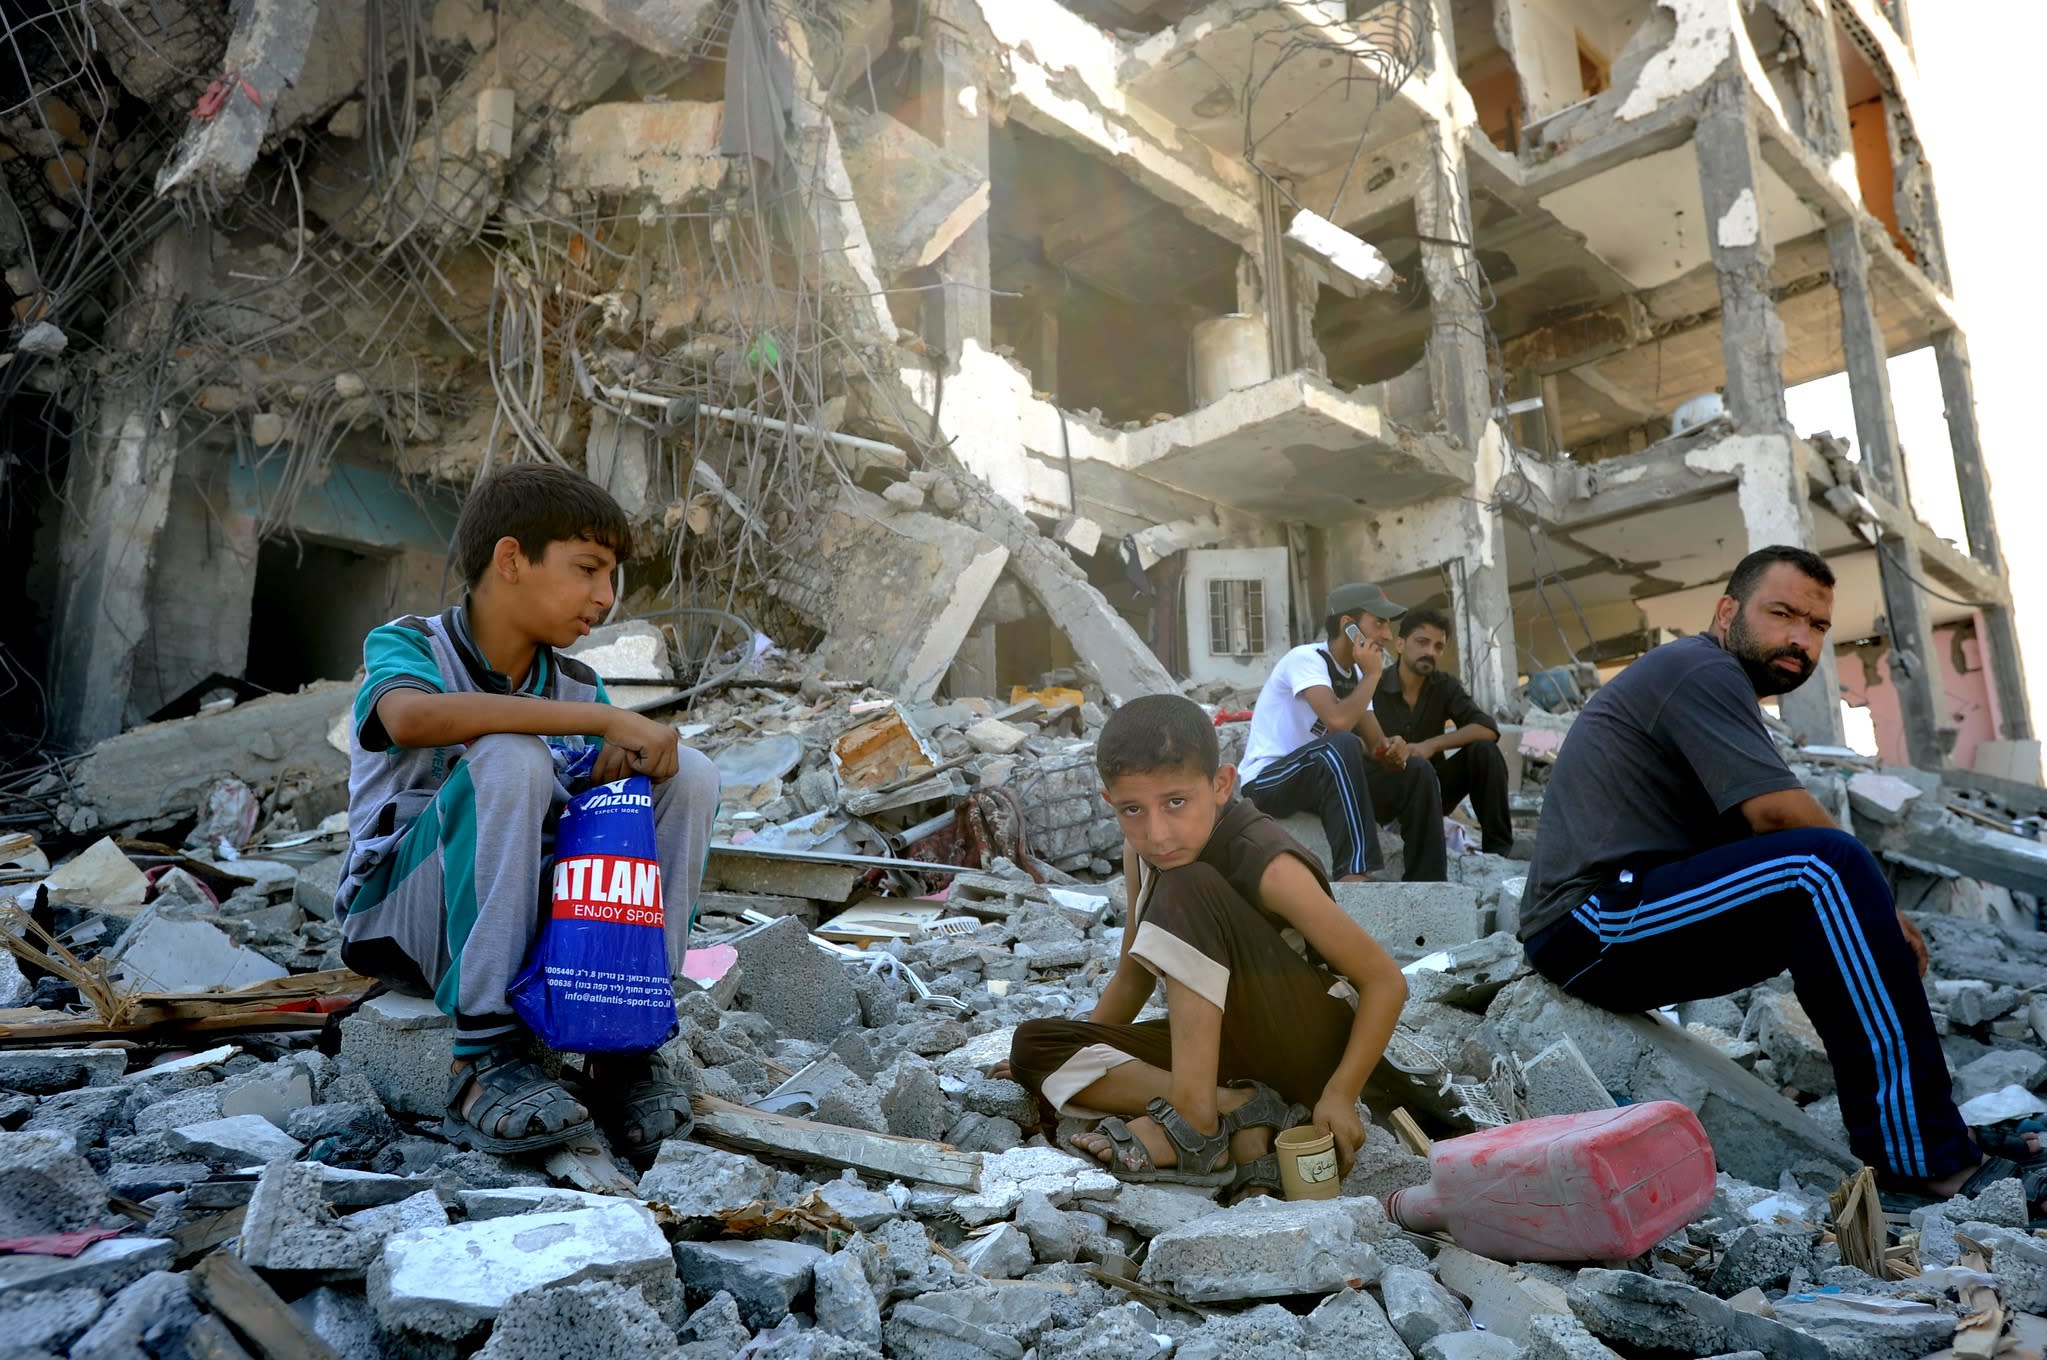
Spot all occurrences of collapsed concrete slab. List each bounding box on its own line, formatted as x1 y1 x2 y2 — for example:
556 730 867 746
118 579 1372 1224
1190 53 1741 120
772 485 1008 703
1140 1196 1390 1303
1482 975 1856 1185
240 1158 447 1276
1875 809 2047 898
561 0 719 55
837 110 991 274
369 1200 677 1341
63 681 353 836
106 906 291 993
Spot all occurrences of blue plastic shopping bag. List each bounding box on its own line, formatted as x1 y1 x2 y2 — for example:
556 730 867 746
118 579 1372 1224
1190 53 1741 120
509 774 679 1053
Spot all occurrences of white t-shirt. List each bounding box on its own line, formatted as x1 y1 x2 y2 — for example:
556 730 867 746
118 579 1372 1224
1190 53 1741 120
1239 642 1370 781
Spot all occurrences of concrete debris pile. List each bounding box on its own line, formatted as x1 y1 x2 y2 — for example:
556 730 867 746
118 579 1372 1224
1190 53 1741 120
4 703 2047 1357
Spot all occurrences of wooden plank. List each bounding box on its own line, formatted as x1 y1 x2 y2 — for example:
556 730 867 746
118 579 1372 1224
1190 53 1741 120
173 1208 247 1267
190 1250 343 1360
1390 1108 1433 1157
692 1094 982 1190
1952 1245 2006 1360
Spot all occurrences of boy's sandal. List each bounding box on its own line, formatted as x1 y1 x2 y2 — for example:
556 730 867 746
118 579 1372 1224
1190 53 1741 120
1079 1097 1236 1187
444 1047 594 1155
584 1050 694 1158
1226 1154 1284 1204
1222 1080 1313 1141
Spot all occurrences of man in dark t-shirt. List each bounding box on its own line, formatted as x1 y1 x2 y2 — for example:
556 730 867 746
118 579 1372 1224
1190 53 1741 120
1523 546 2026 1210
1374 607 1517 856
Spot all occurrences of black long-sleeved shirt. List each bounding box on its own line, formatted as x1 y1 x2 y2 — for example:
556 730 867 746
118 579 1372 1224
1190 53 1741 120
1372 666 1499 746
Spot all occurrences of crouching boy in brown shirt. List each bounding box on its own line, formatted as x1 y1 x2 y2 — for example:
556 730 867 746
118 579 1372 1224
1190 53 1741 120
1000 694 1407 1197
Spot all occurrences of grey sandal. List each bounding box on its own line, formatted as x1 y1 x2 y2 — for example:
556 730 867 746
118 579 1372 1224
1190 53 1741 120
1227 1154 1284 1203
586 1050 693 1159
1222 1080 1312 1141
444 1047 594 1155
1077 1096 1236 1187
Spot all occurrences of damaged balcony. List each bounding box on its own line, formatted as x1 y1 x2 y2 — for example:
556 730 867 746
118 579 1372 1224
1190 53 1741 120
1116 364 1467 526
1120 0 1436 187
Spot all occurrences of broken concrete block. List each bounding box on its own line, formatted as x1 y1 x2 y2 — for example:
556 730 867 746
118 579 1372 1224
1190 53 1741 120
0 1047 127 1095
476 1278 685 1360
1303 1287 1413 1360
1174 1302 1304 1357
950 1146 1119 1226
1767 1292 1963 1359
729 915 861 1045
370 1200 676 1341
811 1246 882 1346
1382 1264 1472 1351
106 906 290 993
40 836 146 911
1953 1046 2047 1103
241 1158 447 1276
337 992 456 1118
673 1238 824 1329
1093 1181 1223 1238
1748 991 1834 1095
963 718 1031 756
885 1301 1024 1360
1567 1268 1822 1359
1483 975 1855 1186
1846 772 1923 828
0 1236 175 1303
1331 881 1484 958
958 1222 1034 1279
1521 1313 1624 1360
1706 1224 1814 1294
1012 1190 1080 1264
1520 1037 1616 1118
1140 1196 1388 1303
1421 1336 1522 1360
1433 1245 1572 1344
558 101 725 206
37 1277 145 1356
0 1132 107 1237
220 1063 315 1128
459 1187 620 1220
810 1177 898 1232
775 486 1008 704
164 1114 303 1166
636 1139 778 1219
837 109 990 274
294 855 346 922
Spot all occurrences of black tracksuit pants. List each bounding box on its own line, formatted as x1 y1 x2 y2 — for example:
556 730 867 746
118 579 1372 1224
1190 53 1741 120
1433 740 1514 855
1242 732 1446 882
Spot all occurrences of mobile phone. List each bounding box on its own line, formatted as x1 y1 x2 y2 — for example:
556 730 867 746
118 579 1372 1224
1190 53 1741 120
1345 622 1366 646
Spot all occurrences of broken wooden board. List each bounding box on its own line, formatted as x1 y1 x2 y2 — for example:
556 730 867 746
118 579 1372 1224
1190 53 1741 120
191 1249 344 1360
0 970 373 1045
692 1093 982 1190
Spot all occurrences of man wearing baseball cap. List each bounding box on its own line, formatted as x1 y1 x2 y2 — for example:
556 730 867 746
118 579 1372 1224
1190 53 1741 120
1236 582 1447 882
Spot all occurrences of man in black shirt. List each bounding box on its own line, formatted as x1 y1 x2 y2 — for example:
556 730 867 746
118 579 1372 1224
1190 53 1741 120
1374 608 1516 856
1522 546 2033 1212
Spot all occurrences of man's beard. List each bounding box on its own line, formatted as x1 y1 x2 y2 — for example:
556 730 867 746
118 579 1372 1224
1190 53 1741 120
1409 655 1436 674
1725 612 1815 696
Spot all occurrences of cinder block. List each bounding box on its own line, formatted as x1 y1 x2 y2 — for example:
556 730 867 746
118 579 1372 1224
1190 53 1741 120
337 993 455 1119
1330 881 1483 958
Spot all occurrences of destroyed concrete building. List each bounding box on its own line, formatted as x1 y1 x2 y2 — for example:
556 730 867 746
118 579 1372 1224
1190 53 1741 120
5 1 2047 1360
4 0 2031 775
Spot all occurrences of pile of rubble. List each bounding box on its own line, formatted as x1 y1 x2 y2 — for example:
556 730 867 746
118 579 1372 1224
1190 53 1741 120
3 652 2047 1358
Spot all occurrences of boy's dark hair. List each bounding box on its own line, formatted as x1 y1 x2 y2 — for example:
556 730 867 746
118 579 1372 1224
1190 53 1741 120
1400 606 1450 640
1097 694 1220 782
1726 545 1834 604
454 464 633 587
1323 613 1349 643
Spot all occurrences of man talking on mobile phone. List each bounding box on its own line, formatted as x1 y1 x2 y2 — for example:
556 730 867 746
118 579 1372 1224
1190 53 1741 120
1237 583 1448 882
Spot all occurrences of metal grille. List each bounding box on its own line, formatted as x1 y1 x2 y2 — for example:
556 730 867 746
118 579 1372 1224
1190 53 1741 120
1207 579 1268 657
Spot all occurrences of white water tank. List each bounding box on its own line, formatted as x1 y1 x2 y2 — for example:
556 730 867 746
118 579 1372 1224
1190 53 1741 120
1188 314 1273 407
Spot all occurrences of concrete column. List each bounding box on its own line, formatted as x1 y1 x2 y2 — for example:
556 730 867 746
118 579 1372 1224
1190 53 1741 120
47 228 204 749
1826 216 1948 767
1694 77 1789 433
1933 331 2031 740
1416 117 1513 712
1734 438 1847 747
917 2 992 360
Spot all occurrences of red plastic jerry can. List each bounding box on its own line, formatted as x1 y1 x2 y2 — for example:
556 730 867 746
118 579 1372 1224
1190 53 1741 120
1386 1101 1717 1261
